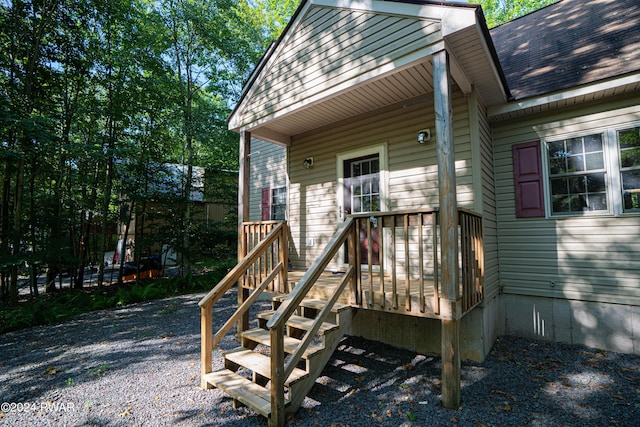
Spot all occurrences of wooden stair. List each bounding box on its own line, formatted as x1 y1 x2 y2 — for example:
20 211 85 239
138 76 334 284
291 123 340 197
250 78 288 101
203 296 353 420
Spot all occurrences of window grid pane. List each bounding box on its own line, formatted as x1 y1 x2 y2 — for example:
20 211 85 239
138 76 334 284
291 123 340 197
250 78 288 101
350 158 380 214
547 134 607 214
271 187 286 220
619 127 640 211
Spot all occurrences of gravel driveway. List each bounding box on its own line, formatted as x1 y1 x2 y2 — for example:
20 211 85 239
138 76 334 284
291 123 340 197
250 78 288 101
1 290 639 426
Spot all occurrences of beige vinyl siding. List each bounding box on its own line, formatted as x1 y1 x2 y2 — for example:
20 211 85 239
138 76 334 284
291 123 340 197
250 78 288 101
238 6 441 127
249 139 287 222
493 99 640 305
288 88 473 269
472 92 500 301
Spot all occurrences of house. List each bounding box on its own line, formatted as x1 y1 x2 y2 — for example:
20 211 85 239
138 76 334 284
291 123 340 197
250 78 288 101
116 164 235 266
199 0 640 424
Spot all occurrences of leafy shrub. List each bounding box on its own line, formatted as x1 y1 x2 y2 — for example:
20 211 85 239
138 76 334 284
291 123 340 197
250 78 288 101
0 254 236 334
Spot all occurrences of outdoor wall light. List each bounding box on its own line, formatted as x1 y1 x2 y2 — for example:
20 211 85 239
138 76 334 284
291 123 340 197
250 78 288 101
303 157 314 169
417 129 431 144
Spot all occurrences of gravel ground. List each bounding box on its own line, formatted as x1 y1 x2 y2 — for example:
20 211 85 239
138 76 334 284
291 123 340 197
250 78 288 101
1 290 639 427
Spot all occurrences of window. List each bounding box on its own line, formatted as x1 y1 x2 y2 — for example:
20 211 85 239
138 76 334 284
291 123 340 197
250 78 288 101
344 155 381 214
270 187 286 220
619 126 640 211
537 124 640 217
261 186 286 220
547 134 607 214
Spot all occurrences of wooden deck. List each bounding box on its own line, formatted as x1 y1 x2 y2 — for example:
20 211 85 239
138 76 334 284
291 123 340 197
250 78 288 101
202 210 484 425
287 270 445 319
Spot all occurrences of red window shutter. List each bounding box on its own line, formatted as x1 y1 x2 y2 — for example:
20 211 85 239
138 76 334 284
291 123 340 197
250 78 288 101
513 141 545 218
261 187 271 220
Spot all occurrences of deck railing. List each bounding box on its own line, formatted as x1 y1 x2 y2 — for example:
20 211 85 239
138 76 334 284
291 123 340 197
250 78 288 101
240 220 288 293
350 210 438 313
200 211 484 424
349 208 483 316
459 209 484 312
198 222 288 389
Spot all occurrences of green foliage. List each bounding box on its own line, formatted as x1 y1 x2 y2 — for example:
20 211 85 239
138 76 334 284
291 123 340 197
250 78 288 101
469 0 557 28
1 0 290 303
0 256 235 334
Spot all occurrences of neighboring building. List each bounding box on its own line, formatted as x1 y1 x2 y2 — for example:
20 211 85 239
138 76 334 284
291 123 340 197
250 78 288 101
116 164 236 265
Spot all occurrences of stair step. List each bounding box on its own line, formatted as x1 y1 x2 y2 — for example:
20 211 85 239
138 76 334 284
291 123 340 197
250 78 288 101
242 328 324 358
257 311 339 334
204 369 289 417
225 347 309 386
272 296 351 313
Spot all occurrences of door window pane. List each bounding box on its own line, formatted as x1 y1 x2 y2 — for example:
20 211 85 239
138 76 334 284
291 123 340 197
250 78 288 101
345 155 381 215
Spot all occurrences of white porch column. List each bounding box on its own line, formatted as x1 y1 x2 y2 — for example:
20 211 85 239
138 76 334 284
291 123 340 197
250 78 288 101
237 130 251 334
433 49 461 409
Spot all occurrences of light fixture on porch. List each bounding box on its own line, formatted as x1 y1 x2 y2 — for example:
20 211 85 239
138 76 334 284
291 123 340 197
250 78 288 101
417 129 431 144
303 157 314 169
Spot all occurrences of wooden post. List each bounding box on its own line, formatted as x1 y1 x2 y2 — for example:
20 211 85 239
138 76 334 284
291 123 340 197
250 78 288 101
433 49 461 409
269 325 285 427
278 222 288 293
238 131 251 336
201 303 213 389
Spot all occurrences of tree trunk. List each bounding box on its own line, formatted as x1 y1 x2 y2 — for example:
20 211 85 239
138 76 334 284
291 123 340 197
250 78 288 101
117 200 134 286
9 158 25 305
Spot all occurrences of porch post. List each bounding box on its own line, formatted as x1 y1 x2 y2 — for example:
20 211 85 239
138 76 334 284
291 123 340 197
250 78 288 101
237 130 251 335
433 49 461 409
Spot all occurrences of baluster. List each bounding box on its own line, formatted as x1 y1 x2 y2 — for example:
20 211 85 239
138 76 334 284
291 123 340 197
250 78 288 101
367 218 373 306
404 214 410 312
378 215 385 308
418 213 425 313
391 216 397 309
433 212 440 315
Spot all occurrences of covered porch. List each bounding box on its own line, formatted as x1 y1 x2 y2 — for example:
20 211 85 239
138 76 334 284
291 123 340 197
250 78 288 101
199 207 484 424
206 1 508 424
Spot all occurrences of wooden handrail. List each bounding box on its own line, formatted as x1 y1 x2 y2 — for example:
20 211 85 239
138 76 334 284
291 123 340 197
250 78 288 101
199 221 285 308
201 222 287 390
266 217 354 330
283 266 353 381
267 217 355 423
210 262 283 350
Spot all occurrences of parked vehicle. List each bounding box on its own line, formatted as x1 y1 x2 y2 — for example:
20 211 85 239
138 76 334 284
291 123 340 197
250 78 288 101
121 256 162 282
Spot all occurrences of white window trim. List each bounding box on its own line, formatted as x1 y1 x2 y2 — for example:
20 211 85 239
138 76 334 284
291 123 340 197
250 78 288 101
336 142 389 222
271 185 287 221
541 122 640 218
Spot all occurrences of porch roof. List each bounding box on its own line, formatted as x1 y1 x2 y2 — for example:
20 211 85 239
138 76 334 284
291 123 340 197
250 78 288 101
227 0 510 145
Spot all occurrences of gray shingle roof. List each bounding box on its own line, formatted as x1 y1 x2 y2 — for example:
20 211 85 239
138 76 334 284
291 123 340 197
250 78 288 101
490 0 640 100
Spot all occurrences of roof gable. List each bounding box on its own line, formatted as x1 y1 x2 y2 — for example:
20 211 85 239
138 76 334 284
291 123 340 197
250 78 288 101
228 0 508 138
230 5 442 131
491 0 640 100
